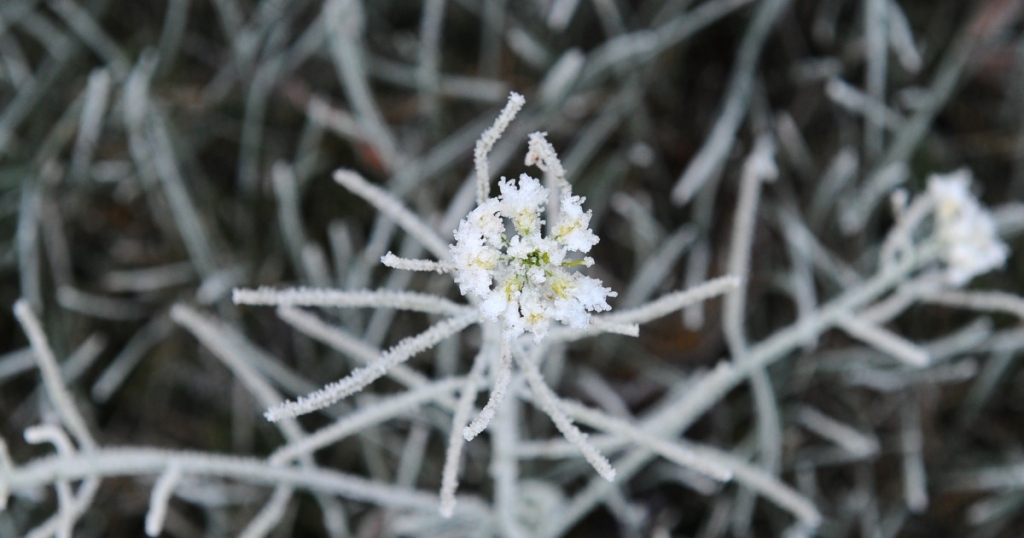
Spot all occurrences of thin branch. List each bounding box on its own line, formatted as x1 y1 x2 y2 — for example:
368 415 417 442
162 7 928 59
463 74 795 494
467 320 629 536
463 338 512 440
516 346 616 482
265 312 477 421
334 169 451 260
145 465 183 537
233 287 467 315
475 92 526 205
13 300 96 451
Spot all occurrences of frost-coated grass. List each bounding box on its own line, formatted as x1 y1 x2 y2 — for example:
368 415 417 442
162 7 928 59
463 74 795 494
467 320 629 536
2 1 1024 537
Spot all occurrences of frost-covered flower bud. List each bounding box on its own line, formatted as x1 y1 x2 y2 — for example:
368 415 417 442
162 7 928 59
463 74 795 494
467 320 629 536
500 174 547 235
554 193 599 253
927 169 1008 286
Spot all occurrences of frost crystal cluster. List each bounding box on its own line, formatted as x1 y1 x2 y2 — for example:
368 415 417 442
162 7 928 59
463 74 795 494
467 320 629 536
451 173 614 340
927 169 1008 285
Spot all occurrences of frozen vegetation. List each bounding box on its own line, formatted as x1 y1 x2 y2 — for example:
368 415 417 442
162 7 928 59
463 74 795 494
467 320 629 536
1 0 1024 536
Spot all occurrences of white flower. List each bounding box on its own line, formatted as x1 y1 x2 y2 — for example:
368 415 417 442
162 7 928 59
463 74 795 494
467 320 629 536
554 193 599 253
467 198 506 247
927 169 1008 286
450 219 501 298
500 174 547 234
450 170 617 341
548 269 609 329
573 272 616 312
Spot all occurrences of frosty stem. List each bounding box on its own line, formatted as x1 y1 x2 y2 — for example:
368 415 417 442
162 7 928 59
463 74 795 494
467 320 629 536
542 242 940 537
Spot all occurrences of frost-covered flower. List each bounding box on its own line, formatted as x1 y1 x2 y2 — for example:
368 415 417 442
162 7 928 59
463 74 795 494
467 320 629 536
451 173 615 341
927 169 1008 286
235 93 740 518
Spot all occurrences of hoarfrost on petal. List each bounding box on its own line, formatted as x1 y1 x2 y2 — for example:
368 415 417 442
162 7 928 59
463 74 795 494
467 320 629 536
554 193 599 253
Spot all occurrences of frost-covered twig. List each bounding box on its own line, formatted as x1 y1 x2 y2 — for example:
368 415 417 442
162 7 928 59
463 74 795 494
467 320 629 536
515 347 616 482
722 135 782 533
724 134 776 355
491 385 527 538
901 399 928 513
0 435 10 509
2 1 1020 535
694 447 822 528
171 305 308 420
48 0 130 78
439 343 491 518
834 313 930 367
271 161 311 278
957 351 1018 427
842 359 978 392
580 0 755 87
464 338 513 440
55 286 150 321
101 262 195 293
265 312 478 421
323 0 401 171
620 225 696 309
144 465 182 537
543 244 941 536
825 77 905 131
13 300 96 451
880 194 934 269
238 486 294 538
525 131 570 198
796 407 879 458
887 0 921 72
839 162 908 235
155 305 370 535
380 252 454 273
147 114 220 277
17 186 42 313
475 92 526 205
670 0 792 204
524 395 822 530
23 425 76 538
556 399 732 482
233 286 467 315
601 275 740 325
334 169 450 260
91 316 174 403
69 68 112 180
1 447 466 513
918 290 1024 321
270 377 466 465
809 147 859 229
863 0 889 160
417 0 446 122
536 49 585 106
775 112 817 181
275 306 440 394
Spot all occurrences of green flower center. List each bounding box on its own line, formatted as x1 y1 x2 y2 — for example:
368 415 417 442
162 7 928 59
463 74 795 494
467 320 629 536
523 249 550 267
